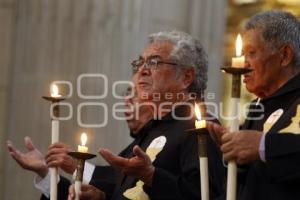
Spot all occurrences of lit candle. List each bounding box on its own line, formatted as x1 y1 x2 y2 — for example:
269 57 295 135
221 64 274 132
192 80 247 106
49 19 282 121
51 84 62 98
195 103 206 129
78 133 88 153
50 84 60 200
75 133 88 200
194 103 209 200
232 34 245 68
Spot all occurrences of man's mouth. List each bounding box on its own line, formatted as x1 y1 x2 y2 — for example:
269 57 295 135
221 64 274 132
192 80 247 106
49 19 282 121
138 81 150 87
243 74 251 83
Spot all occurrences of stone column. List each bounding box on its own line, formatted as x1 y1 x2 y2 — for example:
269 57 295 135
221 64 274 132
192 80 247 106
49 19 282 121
189 0 227 106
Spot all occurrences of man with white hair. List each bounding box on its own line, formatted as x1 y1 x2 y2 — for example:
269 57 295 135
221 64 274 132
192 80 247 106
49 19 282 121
68 31 225 200
209 10 300 200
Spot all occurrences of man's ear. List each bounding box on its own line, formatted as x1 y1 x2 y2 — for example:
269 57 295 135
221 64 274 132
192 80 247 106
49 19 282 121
181 67 195 90
280 44 294 67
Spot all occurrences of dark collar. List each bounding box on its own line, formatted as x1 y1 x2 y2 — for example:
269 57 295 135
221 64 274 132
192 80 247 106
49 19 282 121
261 72 300 102
155 102 194 122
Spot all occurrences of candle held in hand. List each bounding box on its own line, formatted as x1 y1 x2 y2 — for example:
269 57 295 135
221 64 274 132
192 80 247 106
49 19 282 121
232 34 245 68
78 133 88 153
194 104 206 129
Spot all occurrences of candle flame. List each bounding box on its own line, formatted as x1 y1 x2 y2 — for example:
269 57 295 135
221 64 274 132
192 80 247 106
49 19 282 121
235 34 243 57
81 132 87 146
51 84 60 97
194 103 202 121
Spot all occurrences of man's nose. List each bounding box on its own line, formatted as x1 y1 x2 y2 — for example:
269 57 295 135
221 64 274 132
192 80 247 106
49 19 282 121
137 64 151 76
244 58 251 68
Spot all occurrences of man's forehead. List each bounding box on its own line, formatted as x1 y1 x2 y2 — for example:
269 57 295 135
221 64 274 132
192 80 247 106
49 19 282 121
242 29 265 41
242 29 265 48
142 41 173 58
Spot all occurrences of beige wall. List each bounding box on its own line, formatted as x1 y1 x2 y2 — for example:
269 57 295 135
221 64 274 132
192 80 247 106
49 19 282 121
0 0 17 199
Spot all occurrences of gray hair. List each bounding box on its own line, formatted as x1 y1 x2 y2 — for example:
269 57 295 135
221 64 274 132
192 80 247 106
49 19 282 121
244 10 300 68
148 31 208 96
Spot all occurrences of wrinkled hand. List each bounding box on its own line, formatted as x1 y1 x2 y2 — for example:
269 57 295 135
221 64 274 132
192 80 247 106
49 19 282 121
99 145 154 186
206 121 228 147
221 130 263 164
6 137 48 178
46 143 76 174
68 183 105 200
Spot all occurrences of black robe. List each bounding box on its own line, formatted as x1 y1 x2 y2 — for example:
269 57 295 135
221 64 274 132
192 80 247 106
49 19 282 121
238 72 300 200
41 104 225 200
110 104 225 200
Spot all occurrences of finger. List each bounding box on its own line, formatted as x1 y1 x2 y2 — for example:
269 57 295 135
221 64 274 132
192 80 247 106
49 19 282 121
46 155 66 167
24 136 35 151
48 143 70 151
132 145 147 159
207 122 227 144
46 152 73 163
46 148 70 160
47 160 61 168
6 141 18 154
221 133 233 144
6 142 23 161
80 185 95 199
80 191 91 199
223 151 236 162
220 141 234 154
46 156 74 170
80 184 91 192
99 149 128 168
46 153 61 164
68 184 75 199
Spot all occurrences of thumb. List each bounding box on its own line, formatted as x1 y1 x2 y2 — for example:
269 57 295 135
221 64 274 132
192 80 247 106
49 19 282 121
133 145 147 159
80 184 91 192
24 136 35 151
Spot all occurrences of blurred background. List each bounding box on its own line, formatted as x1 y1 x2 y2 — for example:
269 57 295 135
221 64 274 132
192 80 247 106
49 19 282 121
0 0 300 199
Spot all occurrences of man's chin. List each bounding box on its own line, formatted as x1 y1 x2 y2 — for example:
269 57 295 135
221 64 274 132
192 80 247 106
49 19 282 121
138 91 153 101
245 84 257 95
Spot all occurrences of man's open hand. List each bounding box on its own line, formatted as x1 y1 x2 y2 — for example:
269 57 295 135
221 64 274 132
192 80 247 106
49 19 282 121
6 137 48 177
99 145 155 186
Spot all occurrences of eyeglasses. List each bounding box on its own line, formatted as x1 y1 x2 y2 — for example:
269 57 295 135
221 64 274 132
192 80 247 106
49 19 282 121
131 55 180 74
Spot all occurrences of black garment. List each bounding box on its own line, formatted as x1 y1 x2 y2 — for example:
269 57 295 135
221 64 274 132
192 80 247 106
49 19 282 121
40 166 117 200
111 104 225 200
238 72 300 200
41 104 225 200
40 176 70 200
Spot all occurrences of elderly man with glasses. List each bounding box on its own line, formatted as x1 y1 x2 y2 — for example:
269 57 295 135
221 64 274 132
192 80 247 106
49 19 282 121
68 31 225 200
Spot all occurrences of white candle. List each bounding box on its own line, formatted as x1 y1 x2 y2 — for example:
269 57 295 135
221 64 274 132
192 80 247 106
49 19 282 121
50 84 60 200
232 34 245 68
226 98 240 200
194 103 209 200
75 180 81 200
75 133 88 200
200 157 209 200
78 133 88 153
50 119 59 200
195 103 206 129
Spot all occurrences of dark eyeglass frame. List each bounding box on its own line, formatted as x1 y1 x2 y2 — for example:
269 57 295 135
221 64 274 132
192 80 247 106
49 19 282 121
131 55 183 73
